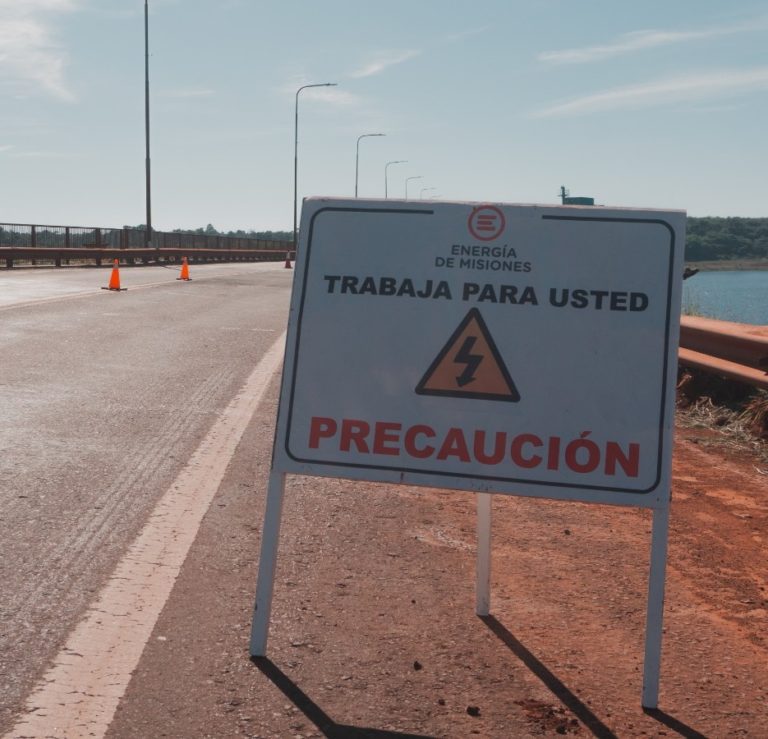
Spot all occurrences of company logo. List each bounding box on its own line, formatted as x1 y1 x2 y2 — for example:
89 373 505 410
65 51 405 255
468 205 505 241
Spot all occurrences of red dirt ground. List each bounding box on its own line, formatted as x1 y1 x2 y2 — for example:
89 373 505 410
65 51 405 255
106 393 768 739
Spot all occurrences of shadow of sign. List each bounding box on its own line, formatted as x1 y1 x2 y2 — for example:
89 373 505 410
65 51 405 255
251 657 437 739
479 615 619 739
642 708 709 739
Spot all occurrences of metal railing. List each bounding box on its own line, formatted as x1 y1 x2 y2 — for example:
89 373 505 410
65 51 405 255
0 222 289 252
679 316 768 390
0 222 292 268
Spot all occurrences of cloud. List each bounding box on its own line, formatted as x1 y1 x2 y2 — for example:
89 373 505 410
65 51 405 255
349 49 421 78
280 81 364 108
532 67 768 117
302 86 362 107
0 144 14 153
0 0 77 100
0 1 75 9
539 18 768 64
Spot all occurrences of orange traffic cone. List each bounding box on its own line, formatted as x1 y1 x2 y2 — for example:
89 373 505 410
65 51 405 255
176 256 191 281
284 252 292 269
101 259 126 291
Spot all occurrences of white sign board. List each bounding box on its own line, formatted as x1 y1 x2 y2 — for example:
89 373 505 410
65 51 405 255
273 198 684 509
254 197 686 707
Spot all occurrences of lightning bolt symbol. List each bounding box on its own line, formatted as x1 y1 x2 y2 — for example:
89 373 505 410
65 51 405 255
454 336 483 387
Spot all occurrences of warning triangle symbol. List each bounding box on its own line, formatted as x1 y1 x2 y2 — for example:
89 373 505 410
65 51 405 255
415 308 520 402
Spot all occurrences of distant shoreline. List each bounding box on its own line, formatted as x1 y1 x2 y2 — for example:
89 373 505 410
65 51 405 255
686 260 768 272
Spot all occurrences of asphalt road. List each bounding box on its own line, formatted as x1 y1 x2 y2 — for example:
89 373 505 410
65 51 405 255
0 263 292 732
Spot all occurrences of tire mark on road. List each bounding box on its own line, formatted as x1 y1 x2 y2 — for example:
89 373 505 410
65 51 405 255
2 369 234 635
3 331 286 739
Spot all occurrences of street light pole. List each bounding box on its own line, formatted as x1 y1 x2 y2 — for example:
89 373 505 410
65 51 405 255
144 0 152 248
405 175 422 199
384 160 407 199
294 82 337 251
355 133 385 197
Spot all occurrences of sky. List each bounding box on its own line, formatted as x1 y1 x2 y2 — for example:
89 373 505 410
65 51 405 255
1 0 767 232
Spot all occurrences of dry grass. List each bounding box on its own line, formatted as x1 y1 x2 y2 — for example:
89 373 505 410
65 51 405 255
741 394 768 439
676 371 768 463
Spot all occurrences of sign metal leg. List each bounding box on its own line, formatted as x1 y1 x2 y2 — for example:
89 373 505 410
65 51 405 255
249 470 286 657
641 503 670 708
476 493 492 616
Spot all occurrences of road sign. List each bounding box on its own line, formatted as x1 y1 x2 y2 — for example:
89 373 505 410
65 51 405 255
415 307 521 402
253 197 686 709
273 198 685 508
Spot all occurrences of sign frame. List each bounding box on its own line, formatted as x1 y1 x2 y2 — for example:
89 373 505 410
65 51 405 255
251 197 685 710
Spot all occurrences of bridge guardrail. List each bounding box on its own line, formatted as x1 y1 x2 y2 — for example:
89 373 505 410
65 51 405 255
0 222 290 265
679 316 768 390
0 246 294 269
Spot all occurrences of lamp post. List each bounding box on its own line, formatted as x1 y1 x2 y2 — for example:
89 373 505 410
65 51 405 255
294 82 337 250
355 133 385 197
384 160 407 199
144 0 152 248
405 176 422 199
420 187 437 199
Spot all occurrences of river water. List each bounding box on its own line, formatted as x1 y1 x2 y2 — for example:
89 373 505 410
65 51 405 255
682 270 768 325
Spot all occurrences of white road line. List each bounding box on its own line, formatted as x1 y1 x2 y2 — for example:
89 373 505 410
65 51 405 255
4 332 286 739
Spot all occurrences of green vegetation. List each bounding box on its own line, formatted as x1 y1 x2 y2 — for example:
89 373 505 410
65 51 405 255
686 217 768 262
170 218 768 262
168 224 292 242
123 223 292 242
